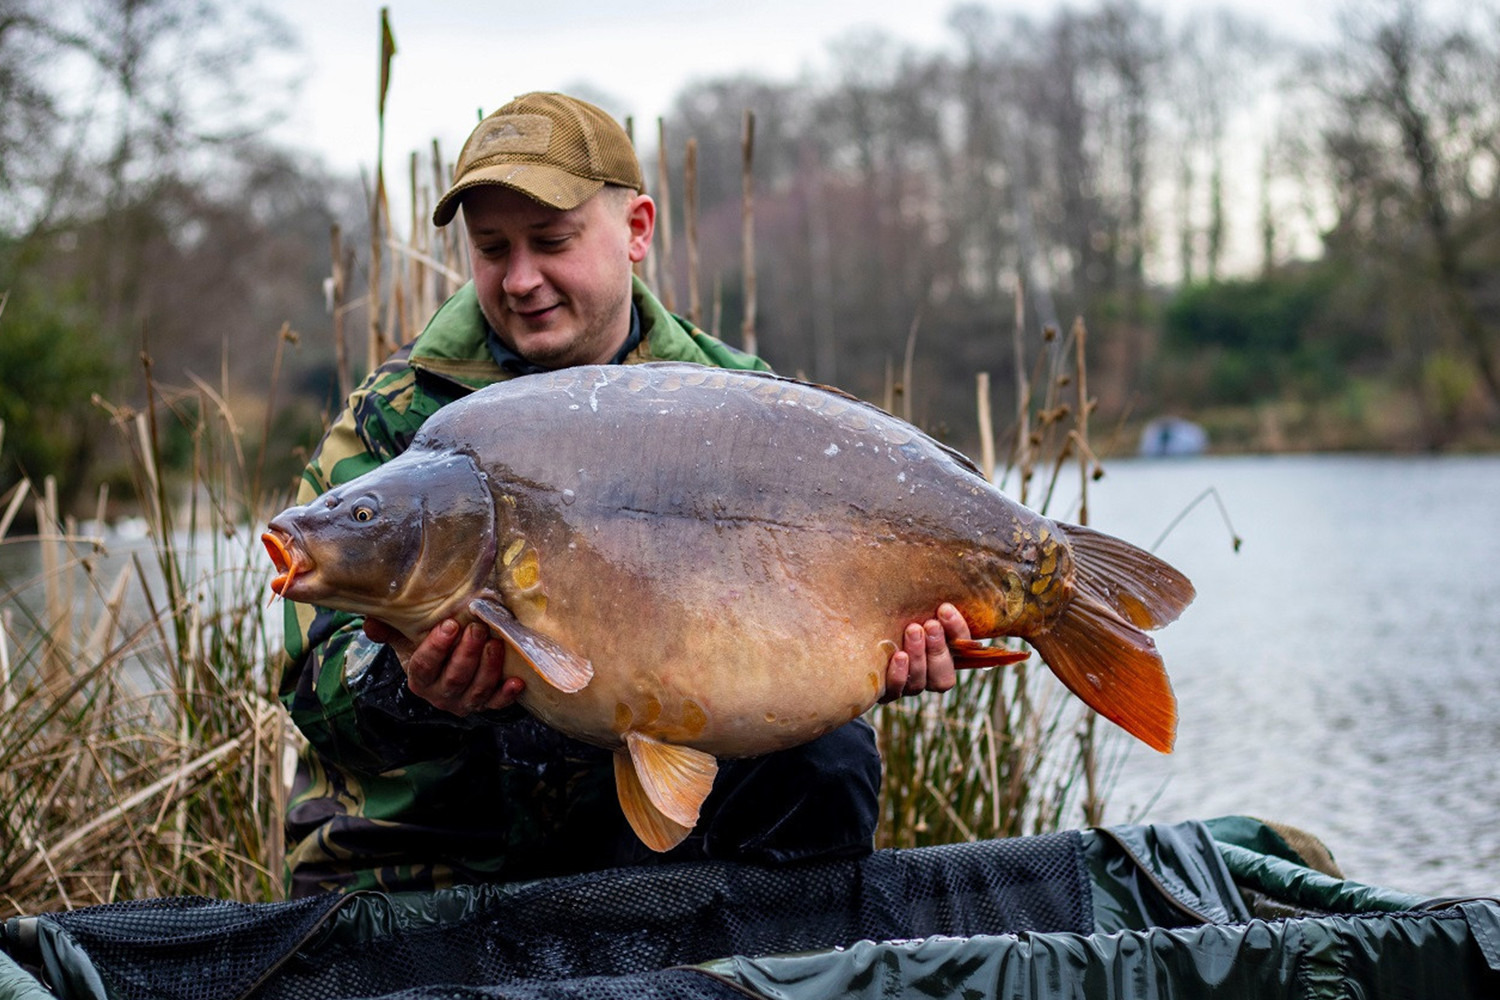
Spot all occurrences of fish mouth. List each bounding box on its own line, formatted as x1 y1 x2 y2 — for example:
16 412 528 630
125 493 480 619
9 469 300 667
261 528 308 598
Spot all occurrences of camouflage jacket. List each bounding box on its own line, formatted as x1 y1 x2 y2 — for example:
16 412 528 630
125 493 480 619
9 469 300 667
278 277 770 897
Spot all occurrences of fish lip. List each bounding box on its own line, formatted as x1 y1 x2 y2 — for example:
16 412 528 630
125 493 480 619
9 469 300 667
261 526 308 596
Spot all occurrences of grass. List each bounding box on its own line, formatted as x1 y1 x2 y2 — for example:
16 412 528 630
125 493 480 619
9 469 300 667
0 365 292 916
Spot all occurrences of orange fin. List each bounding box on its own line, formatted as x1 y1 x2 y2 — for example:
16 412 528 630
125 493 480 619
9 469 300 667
951 639 1030 669
614 749 695 852
468 596 593 693
1029 594 1177 753
624 730 718 831
1057 522 1195 629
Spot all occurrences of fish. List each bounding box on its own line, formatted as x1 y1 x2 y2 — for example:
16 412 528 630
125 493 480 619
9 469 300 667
263 363 1194 852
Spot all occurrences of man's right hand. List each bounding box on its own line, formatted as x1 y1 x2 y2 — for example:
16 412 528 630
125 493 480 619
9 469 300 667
363 618 524 716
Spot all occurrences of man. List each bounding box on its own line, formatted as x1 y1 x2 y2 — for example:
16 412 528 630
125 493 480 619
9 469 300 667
279 92 971 897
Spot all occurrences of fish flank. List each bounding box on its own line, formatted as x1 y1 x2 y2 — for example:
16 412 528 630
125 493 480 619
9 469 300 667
266 363 1195 851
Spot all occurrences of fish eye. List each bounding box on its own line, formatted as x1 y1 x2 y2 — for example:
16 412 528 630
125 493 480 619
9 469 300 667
353 505 375 523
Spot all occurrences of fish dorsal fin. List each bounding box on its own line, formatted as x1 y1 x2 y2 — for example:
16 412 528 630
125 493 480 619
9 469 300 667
613 749 695 853
622 730 718 833
468 596 594 693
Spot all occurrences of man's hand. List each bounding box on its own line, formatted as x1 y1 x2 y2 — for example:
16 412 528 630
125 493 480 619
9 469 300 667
372 603 971 715
881 603 972 703
364 618 524 716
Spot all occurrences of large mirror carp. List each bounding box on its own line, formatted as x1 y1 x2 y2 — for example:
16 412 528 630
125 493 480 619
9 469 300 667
264 363 1194 851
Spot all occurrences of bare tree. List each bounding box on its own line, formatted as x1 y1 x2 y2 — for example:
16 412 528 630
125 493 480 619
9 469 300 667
3 0 314 378
1168 9 1274 285
1321 0 1500 423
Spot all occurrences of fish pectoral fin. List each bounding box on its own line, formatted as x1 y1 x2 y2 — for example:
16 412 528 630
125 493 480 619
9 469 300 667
1030 594 1177 753
950 638 1031 669
467 596 594 693
614 749 695 853
622 730 718 833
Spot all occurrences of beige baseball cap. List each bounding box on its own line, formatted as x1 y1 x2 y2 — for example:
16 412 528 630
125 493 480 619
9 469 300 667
432 92 643 227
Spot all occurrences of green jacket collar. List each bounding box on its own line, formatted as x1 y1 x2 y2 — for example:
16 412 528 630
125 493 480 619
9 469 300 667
404 276 760 389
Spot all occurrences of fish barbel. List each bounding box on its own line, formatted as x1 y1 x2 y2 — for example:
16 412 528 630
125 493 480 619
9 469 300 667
264 364 1194 851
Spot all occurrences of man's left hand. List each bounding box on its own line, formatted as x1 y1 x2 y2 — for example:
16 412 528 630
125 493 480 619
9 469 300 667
881 603 972 703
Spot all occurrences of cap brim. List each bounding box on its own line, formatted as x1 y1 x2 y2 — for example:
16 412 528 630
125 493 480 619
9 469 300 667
432 163 606 226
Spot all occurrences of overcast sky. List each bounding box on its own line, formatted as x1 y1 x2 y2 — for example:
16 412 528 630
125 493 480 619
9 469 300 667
263 0 1341 180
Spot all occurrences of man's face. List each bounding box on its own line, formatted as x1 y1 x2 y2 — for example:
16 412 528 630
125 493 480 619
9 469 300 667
462 185 654 369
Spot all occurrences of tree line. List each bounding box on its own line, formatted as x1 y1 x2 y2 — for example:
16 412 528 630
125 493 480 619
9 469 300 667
3 0 1498 512
651 0 1500 451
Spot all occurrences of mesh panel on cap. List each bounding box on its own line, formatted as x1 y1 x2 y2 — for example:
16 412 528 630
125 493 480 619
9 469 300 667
433 92 640 224
537 96 600 178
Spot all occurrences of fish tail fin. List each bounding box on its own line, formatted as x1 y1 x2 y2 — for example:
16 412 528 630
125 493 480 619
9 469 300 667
1029 596 1177 752
1028 524 1194 753
1059 522 1196 630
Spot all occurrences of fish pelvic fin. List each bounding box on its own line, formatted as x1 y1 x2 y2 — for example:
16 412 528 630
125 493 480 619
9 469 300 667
950 638 1030 669
614 749 695 853
1058 522 1196 630
1029 593 1177 753
616 730 718 851
468 596 594 693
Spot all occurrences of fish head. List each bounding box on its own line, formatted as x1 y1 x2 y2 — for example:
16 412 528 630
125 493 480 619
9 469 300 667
262 450 497 634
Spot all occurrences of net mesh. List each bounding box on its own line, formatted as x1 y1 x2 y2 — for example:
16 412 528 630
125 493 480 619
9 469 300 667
37 832 1089 1000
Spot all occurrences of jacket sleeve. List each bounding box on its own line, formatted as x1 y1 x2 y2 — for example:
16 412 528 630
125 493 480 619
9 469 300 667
276 353 495 774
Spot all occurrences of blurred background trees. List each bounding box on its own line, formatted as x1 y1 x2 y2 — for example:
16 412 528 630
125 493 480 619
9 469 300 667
0 0 349 508
641 0 1500 452
3 0 1499 512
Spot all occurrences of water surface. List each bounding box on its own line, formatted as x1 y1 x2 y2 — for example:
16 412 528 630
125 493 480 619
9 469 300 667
1067 453 1500 898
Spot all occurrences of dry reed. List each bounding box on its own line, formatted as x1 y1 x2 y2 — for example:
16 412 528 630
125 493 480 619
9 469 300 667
0 360 293 917
872 298 1119 847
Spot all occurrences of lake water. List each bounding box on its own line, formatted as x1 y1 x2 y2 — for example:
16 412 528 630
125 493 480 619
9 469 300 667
1064 453 1500 899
